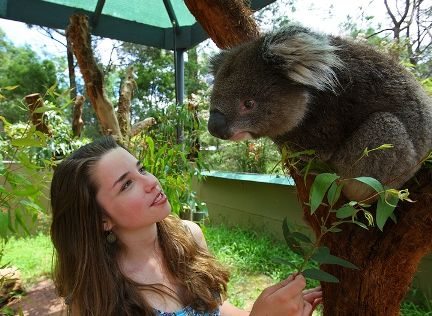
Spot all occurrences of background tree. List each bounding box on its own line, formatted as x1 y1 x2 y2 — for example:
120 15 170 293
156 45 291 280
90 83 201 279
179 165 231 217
0 29 64 123
341 0 431 80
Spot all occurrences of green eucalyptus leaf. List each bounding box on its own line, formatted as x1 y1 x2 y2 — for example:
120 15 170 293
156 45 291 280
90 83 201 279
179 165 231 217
282 218 304 256
353 221 369 230
376 193 399 231
290 232 313 244
353 176 384 193
310 173 340 214
336 205 357 219
302 268 339 283
311 247 359 269
327 226 343 233
327 181 343 207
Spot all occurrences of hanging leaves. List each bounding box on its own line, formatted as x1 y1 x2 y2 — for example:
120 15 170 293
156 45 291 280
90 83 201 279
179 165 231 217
312 247 359 269
309 173 340 214
302 268 339 283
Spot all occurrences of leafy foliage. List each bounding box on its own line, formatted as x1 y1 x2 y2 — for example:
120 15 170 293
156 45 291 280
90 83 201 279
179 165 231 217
0 29 66 123
280 140 422 283
0 92 89 239
128 101 208 215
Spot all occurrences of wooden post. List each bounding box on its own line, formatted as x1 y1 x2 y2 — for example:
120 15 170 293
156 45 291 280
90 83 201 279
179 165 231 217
72 95 85 137
25 93 51 136
117 67 136 142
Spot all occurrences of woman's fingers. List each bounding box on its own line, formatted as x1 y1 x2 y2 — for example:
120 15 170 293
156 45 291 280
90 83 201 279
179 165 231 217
275 274 307 299
303 286 322 304
303 286 323 313
303 286 321 295
302 301 313 316
250 274 308 316
260 273 297 296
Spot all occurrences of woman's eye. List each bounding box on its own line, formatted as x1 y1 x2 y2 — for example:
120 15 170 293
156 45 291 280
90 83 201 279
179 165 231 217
120 180 132 192
139 166 147 174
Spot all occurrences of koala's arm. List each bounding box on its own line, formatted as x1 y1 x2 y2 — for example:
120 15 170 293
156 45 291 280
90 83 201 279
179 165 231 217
329 112 420 201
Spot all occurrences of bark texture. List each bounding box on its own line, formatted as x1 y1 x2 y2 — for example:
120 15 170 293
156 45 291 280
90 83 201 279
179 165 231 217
67 14 121 139
130 118 157 137
72 95 85 137
184 0 260 49
117 67 137 142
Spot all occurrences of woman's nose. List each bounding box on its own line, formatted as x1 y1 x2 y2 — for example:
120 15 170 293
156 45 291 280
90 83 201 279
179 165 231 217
141 173 158 192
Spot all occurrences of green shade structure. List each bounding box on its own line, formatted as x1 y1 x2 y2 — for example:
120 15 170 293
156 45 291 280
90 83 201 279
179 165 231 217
0 0 275 50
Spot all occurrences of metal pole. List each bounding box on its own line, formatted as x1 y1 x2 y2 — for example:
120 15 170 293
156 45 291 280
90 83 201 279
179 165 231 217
175 48 185 144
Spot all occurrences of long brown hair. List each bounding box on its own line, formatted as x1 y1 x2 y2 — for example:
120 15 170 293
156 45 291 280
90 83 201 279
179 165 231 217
50 136 229 315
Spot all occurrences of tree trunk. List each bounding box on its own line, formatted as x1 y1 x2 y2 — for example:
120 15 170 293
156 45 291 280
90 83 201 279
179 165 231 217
67 14 122 139
292 169 432 316
184 0 260 49
25 93 51 136
66 37 77 101
117 67 136 143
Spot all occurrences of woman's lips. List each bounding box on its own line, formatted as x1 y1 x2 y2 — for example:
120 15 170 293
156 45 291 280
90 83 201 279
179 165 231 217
151 191 167 206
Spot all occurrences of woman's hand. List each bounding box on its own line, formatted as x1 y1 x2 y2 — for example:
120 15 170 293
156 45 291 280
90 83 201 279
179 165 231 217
303 285 322 312
249 274 320 316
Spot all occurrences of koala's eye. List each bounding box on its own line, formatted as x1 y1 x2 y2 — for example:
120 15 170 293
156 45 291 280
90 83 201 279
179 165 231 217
243 100 255 110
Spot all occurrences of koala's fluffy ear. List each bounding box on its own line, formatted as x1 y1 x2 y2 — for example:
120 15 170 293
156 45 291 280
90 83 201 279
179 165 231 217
262 26 344 92
209 51 228 76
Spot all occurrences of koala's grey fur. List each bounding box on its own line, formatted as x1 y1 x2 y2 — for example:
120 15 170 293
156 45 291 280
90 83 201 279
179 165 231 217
208 25 432 201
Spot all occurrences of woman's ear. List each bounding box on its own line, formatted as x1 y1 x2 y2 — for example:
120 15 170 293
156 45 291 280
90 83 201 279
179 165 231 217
102 217 113 231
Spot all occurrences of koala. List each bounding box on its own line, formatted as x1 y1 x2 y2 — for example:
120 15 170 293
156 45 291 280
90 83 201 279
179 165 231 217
208 25 432 201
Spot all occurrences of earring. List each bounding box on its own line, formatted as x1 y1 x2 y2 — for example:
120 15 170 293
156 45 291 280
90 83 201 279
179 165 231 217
106 230 117 243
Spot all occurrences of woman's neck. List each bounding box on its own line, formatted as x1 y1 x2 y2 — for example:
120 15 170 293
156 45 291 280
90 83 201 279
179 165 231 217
117 223 160 268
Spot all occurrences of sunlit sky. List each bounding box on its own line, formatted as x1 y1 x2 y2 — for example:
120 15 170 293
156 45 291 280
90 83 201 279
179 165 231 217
0 0 388 62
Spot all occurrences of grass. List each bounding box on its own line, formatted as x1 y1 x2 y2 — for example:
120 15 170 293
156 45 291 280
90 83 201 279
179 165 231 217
204 224 316 309
0 233 53 286
0 225 431 315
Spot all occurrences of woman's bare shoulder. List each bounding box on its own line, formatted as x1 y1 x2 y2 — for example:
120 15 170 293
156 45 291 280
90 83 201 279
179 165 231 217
182 220 208 249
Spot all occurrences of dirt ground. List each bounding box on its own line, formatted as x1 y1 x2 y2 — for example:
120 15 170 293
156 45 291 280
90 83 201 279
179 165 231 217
8 279 66 316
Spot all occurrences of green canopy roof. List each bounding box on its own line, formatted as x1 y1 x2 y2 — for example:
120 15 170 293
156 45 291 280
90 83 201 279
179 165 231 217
0 0 275 50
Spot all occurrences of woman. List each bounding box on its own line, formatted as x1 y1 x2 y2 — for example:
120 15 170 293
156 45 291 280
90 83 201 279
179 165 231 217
50 136 321 315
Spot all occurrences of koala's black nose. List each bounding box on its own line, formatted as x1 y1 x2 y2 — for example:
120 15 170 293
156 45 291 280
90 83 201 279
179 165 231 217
208 110 230 140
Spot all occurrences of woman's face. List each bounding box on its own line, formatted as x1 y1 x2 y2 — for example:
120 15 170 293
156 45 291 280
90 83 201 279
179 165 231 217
93 147 171 233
